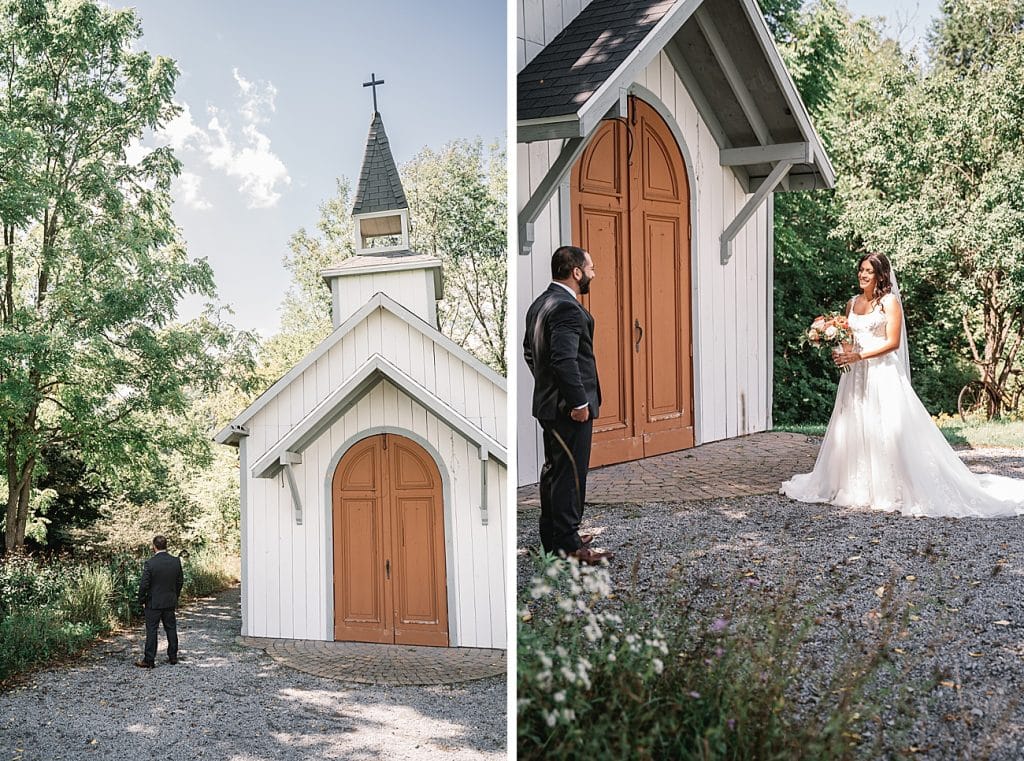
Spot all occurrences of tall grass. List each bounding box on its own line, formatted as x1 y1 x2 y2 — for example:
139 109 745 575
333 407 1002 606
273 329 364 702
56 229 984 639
0 548 239 686
518 556 908 760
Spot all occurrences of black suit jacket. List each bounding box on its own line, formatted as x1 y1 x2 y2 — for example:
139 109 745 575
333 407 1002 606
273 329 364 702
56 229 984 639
138 551 184 610
524 283 601 421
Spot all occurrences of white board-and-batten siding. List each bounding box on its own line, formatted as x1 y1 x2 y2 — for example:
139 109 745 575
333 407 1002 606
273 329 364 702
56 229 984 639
240 304 507 649
331 269 438 328
516 50 772 486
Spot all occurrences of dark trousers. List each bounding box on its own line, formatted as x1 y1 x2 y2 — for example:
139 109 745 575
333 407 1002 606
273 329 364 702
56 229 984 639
143 607 178 664
538 416 593 554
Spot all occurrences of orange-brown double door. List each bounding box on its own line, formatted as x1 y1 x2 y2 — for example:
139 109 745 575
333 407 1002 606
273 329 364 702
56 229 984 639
573 96 695 468
332 434 449 647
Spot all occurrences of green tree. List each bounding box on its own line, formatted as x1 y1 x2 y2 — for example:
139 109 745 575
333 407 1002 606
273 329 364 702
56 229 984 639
404 139 507 374
0 0 227 551
833 1 1024 416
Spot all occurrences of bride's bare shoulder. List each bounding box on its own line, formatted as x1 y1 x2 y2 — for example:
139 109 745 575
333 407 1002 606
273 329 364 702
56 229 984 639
881 292 901 313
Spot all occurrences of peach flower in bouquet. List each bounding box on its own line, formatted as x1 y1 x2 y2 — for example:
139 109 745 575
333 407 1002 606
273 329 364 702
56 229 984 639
805 312 853 373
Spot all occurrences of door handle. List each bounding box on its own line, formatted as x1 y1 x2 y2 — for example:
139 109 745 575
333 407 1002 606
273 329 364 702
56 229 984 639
634 319 643 353
385 559 390 580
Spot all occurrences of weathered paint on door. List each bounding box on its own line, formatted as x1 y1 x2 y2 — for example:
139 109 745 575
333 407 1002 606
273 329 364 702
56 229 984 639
332 434 449 646
572 96 695 467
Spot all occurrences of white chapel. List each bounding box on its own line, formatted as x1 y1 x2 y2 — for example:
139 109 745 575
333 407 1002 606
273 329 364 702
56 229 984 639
216 96 508 650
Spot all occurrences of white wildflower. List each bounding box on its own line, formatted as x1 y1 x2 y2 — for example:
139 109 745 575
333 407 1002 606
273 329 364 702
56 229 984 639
553 690 566 703
652 658 664 675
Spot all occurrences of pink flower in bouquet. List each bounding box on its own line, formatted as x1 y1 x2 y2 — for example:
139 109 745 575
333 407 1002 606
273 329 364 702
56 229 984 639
803 309 854 374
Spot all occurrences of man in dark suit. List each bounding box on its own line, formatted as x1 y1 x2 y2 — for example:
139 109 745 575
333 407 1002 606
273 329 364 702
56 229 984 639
524 245 612 565
134 535 184 668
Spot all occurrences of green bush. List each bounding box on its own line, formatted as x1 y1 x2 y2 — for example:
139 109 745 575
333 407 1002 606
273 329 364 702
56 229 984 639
0 553 66 617
61 566 113 631
518 557 903 760
181 547 237 599
104 553 146 625
0 607 97 683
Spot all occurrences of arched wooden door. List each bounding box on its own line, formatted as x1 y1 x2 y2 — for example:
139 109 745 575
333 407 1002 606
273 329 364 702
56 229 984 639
332 433 449 647
571 95 695 467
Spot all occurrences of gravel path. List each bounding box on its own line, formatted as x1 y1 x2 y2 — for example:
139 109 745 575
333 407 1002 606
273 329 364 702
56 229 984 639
0 586 505 761
517 447 1024 760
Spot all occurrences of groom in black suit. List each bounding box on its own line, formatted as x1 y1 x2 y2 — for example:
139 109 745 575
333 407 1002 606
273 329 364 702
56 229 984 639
524 246 612 565
135 535 184 668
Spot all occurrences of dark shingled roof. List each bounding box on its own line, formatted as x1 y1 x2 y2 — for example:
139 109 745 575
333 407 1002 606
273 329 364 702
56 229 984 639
518 0 676 122
352 111 408 215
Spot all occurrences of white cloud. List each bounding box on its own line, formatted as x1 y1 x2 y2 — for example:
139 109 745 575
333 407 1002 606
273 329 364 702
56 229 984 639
143 71 291 210
124 138 148 166
232 68 277 125
176 171 212 210
162 102 204 152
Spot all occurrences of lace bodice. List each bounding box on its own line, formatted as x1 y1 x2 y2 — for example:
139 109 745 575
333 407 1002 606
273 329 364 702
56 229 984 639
848 306 889 353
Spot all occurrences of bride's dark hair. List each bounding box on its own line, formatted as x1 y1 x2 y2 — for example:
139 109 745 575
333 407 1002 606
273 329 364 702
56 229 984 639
857 252 894 301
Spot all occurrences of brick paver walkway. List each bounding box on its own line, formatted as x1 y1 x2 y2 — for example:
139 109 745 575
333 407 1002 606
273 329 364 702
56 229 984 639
517 431 820 507
237 636 506 686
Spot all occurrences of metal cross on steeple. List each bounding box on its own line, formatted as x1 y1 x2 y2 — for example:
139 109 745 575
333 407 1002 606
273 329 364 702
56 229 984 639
362 73 384 113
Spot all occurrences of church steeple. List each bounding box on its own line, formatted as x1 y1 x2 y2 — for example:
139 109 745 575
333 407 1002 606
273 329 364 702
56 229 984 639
322 74 443 329
351 75 410 254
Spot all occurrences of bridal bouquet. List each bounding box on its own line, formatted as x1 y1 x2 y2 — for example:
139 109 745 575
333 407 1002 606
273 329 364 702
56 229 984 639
805 312 853 373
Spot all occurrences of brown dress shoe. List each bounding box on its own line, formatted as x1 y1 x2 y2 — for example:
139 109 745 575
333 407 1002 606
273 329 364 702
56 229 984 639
134 660 154 669
566 547 614 565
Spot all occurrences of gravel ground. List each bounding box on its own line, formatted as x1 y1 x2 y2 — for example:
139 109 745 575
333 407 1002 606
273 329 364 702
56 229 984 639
0 586 506 761
517 447 1024 760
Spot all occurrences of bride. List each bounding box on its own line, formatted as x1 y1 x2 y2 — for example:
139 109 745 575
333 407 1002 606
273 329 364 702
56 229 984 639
780 252 1024 518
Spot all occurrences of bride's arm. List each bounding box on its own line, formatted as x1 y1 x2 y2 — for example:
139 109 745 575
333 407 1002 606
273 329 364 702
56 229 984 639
836 294 902 365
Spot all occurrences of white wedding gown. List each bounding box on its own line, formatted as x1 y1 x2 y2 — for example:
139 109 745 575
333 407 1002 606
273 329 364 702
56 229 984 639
780 303 1024 517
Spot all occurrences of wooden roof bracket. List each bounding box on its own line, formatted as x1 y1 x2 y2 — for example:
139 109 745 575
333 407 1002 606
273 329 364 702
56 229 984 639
721 158 794 264
280 452 303 525
478 446 489 526
518 136 586 256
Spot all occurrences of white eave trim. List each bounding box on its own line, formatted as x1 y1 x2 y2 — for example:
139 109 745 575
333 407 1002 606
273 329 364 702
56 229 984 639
213 292 507 444
320 258 442 279
517 115 581 143
251 354 507 479
214 423 249 447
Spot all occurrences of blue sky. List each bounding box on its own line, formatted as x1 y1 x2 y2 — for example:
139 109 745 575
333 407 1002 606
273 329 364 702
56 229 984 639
845 0 942 54
113 1 506 335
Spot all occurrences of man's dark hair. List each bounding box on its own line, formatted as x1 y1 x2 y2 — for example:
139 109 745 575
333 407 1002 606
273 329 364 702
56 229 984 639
551 246 588 280
153 535 168 551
